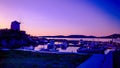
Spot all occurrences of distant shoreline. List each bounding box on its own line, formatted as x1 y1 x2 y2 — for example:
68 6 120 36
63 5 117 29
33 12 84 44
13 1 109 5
40 34 120 39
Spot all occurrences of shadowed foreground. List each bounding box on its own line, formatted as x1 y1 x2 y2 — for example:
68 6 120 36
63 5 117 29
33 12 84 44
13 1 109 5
0 50 91 68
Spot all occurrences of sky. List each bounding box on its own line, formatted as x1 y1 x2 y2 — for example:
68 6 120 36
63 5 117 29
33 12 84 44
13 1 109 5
0 0 120 36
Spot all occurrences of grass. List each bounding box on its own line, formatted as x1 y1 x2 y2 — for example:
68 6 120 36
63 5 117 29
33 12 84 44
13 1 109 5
0 50 91 68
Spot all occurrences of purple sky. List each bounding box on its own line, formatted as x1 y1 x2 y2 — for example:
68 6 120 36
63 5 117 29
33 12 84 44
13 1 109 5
0 0 120 36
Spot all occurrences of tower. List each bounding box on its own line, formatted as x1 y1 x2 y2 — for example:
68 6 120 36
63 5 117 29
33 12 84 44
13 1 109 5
11 21 20 31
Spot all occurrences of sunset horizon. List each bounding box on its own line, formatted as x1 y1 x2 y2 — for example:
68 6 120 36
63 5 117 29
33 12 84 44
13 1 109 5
0 0 120 36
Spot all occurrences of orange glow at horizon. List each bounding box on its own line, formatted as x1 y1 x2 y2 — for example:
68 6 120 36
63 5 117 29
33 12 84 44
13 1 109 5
0 0 120 36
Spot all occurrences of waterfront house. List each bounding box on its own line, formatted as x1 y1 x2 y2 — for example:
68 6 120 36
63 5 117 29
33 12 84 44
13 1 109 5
11 21 20 31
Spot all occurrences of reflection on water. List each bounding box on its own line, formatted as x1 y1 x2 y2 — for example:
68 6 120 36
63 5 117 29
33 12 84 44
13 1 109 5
58 47 79 53
47 38 112 42
34 45 47 51
34 45 79 53
34 38 112 53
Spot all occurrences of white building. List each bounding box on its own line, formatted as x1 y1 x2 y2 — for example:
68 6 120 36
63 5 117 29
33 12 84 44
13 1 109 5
11 21 20 31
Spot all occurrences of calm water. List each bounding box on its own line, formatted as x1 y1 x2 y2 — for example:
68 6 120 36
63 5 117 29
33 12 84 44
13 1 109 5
35 38 112 53
47 38 112 42
34 45 79 53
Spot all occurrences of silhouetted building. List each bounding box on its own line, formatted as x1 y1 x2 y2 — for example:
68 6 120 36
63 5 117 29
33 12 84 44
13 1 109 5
11 21 20 31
